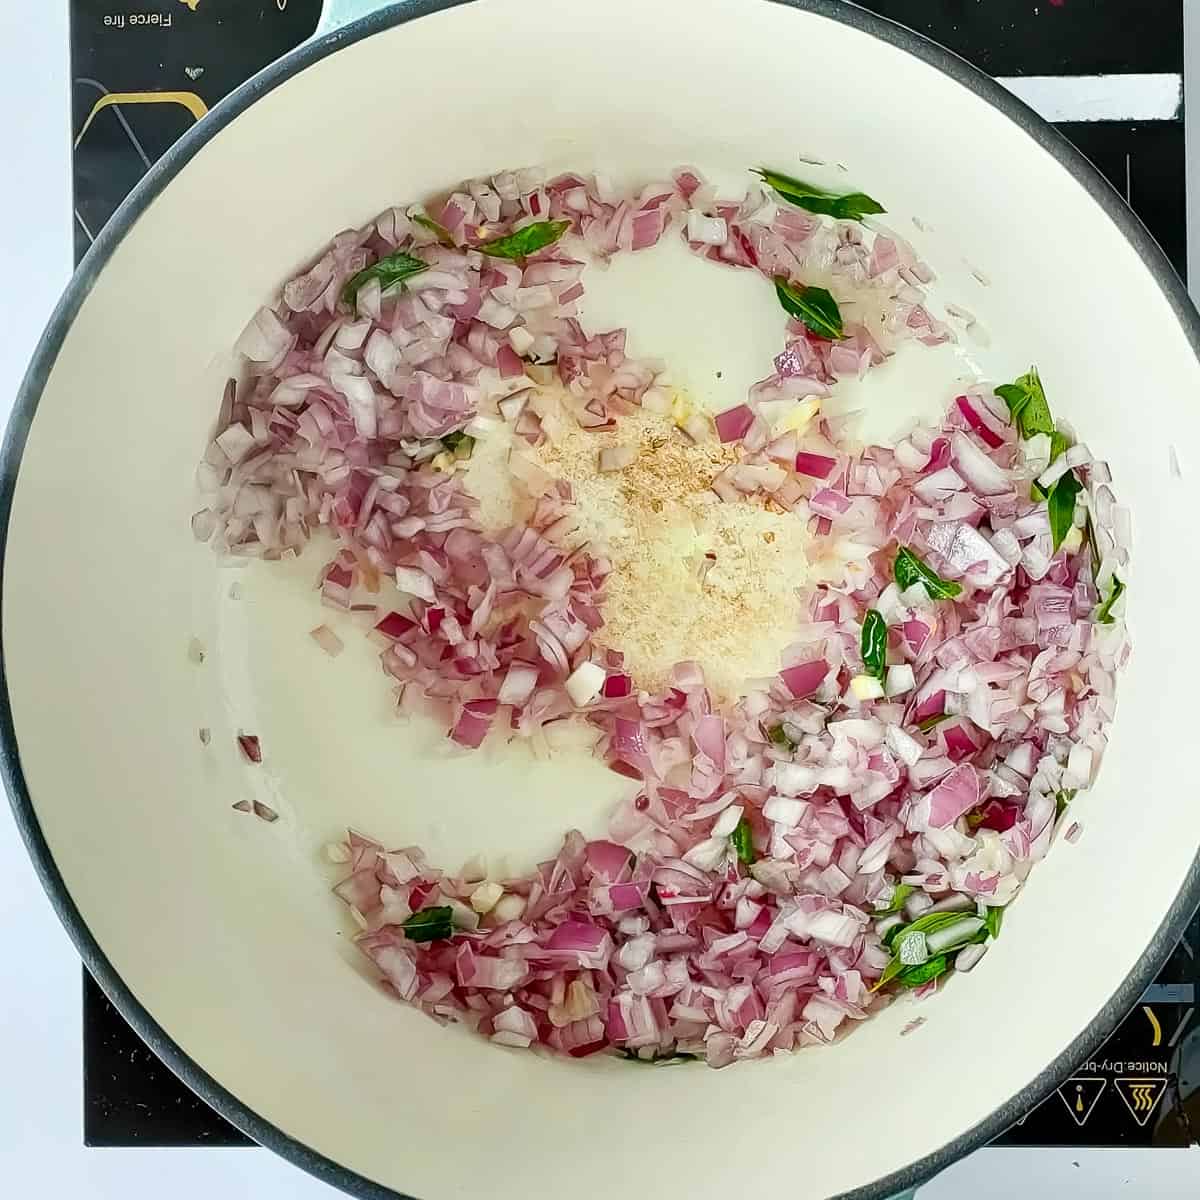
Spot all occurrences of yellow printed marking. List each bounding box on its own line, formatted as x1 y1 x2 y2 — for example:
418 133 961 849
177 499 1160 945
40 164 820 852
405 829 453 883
1114 1078 1167 1127
1055 1077 1106 1127
74 92 208 149
1143 1005 1163 1047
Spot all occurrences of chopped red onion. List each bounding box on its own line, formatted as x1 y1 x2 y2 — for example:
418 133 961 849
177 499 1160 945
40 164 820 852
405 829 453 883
714 404 755 444
237 734 262 764
779 660 828 699
450 699 498 749
794 452 838 480
955 943 988 973
206 163 1129 1070
950 432 1011 496
954 394 1006 449
686 212 728 246
602 673 632 699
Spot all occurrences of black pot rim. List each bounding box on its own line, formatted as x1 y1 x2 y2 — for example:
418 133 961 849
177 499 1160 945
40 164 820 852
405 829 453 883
3 3 1198 1198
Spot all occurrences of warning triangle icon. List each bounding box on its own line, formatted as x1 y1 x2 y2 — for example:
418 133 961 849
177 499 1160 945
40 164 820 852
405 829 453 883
1056 1077 1107 1127
1115 1078 1168 1127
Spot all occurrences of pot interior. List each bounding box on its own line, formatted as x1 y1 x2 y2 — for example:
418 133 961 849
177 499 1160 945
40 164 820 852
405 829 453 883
6 2 1200 1197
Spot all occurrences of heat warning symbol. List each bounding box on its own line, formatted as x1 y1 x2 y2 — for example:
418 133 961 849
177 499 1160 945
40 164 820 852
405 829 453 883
1115 1078 1167 1127
1056 1077 1106 1126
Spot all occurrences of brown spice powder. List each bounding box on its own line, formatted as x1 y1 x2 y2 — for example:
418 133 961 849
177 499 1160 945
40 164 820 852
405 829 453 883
535 407 811 702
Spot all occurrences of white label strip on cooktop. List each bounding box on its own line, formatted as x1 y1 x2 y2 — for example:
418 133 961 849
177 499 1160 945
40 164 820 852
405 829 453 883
995 73 1182 123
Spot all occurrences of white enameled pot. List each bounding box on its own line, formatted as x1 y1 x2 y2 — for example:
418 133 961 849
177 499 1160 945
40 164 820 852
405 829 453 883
4 3 1200 1199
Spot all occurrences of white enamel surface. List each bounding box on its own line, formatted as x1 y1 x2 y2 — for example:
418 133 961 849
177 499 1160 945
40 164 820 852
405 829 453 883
4 2 1200 1199
580 225 981 445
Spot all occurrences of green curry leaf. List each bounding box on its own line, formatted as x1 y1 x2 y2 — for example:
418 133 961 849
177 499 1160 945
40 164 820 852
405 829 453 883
731 817 756 866
754 167 885 222
994 366 1054 440
411 211 456 247
894 547 962 601
895 954 951 989
1096 574 1125 624
1048 468 1082 553
872 883 916 919
860 609 888 684
478 219 570 260
402 906 455 943
773 278 844 339
341 250 429 304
